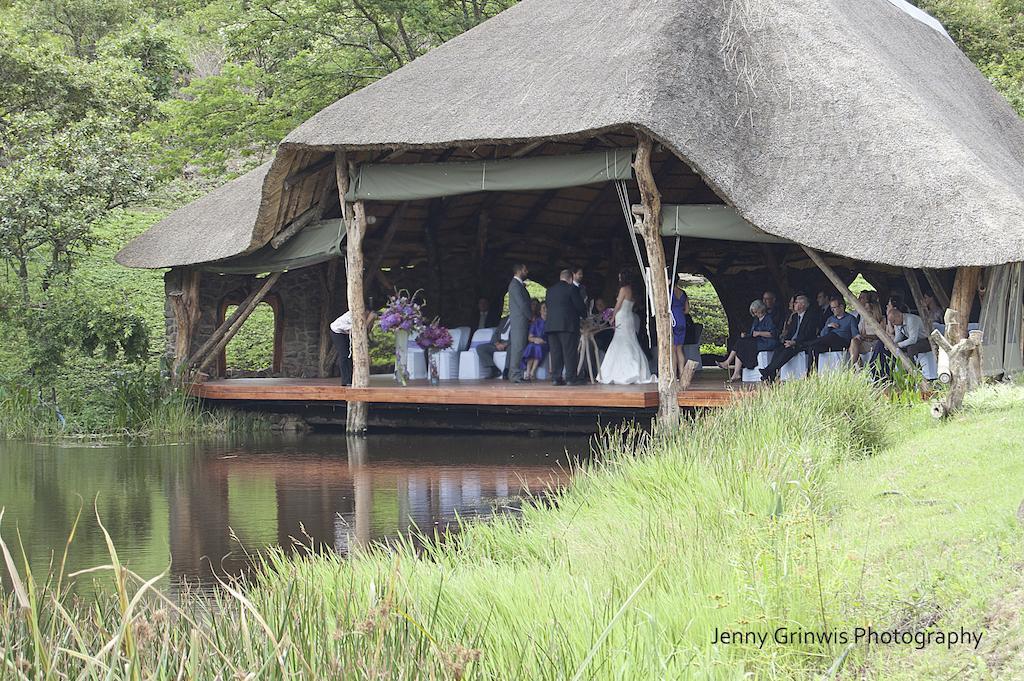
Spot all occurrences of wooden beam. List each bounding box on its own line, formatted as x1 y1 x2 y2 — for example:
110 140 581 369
635 132 680 426
511 141 544 158
194 273 282 375
318 259 340 378
903 268 934 330
168 268 201 381
923 269 951 310
270 204 319 249
365 203 407 283
284 155 333 189
338 151 370 433
949 266 983 343
761 244 792 301
802 246 916 374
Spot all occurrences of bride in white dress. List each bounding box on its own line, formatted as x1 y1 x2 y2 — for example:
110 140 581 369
599 269 655 385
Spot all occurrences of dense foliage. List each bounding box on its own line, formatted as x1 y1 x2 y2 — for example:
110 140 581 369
0 0 1020 434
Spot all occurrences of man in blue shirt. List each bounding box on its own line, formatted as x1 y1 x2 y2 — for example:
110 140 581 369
805 296 859 366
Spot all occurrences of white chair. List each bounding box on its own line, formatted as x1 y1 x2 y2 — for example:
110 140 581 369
683 323 703 372
458 328 496 380
742 351 774 383
494 351 507 373
431 326 471 381
817 351 845 374
780 352 809 381
916 351 938 380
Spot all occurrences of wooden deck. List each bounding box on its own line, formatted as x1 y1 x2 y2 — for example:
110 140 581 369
190 370 746 409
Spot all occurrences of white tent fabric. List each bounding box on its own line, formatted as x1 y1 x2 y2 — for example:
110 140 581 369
980 262 1024 377
346 149 635 202
885 0 953 42
659 205 790 243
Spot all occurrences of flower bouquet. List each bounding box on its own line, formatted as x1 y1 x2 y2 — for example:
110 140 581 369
378 290 425 385
416 321 454 386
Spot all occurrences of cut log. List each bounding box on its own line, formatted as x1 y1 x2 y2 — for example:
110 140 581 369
194 272 282 375
802 246 916 374
635 132 679 427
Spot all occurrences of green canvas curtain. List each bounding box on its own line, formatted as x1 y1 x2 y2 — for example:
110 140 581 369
659 205 789 243
204 218 346 274
346 149 635 201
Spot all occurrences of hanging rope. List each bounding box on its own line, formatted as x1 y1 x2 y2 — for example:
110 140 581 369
616 180 654 347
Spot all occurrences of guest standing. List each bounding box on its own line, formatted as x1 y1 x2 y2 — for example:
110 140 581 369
670 281 690 382
546 269 587 385
507 264 532 384
330 309 378 386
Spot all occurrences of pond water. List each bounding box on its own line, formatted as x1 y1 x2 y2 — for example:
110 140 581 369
0 433 586 595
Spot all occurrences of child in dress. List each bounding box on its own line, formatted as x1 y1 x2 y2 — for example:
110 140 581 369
522 302 549 381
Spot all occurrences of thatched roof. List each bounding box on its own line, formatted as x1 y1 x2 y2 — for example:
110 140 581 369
121 0 1024 269
116 162 273 268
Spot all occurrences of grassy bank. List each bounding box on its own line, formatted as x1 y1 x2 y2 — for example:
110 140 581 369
3 374 1023 678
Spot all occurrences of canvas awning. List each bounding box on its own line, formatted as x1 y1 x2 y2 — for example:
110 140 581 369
346 149 635 201
204 218 346 274
659 205 790 243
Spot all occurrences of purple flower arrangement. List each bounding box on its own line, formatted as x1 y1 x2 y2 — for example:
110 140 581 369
378 290 425 334
602 308 615 324
416 321 454 351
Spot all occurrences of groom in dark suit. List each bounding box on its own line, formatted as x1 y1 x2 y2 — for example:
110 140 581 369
507 263 532 384
546 269 587 385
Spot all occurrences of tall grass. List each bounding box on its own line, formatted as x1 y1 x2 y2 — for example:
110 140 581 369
0 373 264 441
0 372 906 679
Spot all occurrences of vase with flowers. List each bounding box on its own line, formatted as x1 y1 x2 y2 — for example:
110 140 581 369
378 290 425 386
416 321 454 386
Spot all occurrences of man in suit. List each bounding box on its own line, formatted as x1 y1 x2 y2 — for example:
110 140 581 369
760 294 817 383
546 269 588 385
476 316 512 379
475 297 497 331
507 263 532 383
571 266 590 314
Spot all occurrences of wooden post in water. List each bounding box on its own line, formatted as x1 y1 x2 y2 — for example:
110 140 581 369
337 151 370 433
634 133 681 427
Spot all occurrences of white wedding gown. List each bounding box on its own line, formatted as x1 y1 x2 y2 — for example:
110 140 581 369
598 299 655 385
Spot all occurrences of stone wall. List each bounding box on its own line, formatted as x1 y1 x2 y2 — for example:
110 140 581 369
164 262 347 378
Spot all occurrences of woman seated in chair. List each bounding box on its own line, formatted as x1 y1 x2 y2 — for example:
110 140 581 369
522 302 548 381
717 300 778 382
849 300 884 367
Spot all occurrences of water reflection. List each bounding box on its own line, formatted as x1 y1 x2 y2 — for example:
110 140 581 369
0 433 583 594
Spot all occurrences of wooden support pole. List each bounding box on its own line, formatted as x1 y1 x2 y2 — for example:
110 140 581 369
194 272 282 375
802 246 916 374
365 203 407 281
338 151 370 433
761 244 793 302
318 258 340 377
635 132 681 426
923 269 951 310
949 266 983 343
168 268 202 381
903 268 934 331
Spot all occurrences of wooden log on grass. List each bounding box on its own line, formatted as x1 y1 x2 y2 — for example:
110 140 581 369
635 132 680 426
